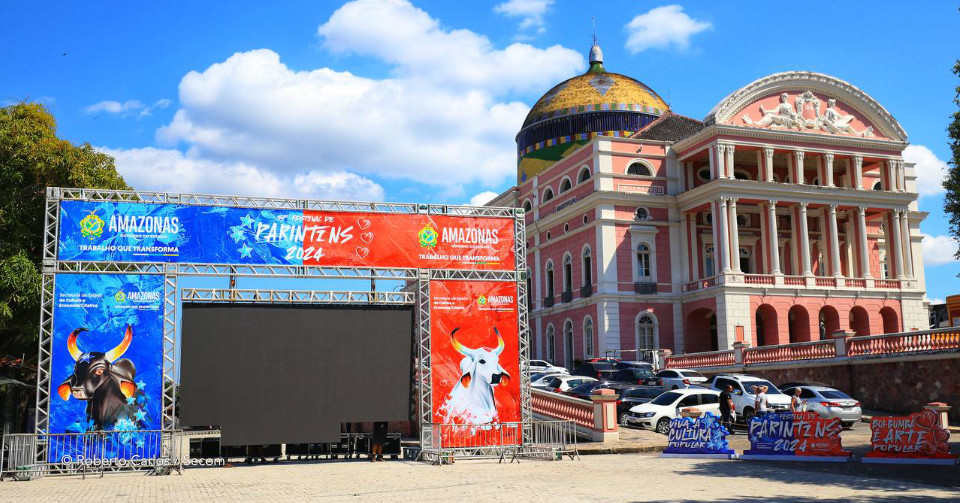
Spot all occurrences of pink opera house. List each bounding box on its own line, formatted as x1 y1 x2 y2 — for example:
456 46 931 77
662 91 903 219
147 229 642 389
490 43 928 367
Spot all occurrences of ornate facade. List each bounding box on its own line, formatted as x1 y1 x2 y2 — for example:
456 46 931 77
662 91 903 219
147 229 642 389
490 44 928 366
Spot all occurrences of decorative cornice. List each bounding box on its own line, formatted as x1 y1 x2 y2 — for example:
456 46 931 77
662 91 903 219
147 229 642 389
674 124 907 158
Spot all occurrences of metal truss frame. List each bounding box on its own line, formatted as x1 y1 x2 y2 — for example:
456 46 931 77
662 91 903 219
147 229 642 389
36 187 530 465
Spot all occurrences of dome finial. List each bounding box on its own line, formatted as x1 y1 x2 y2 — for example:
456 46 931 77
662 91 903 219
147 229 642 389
588 17 604 71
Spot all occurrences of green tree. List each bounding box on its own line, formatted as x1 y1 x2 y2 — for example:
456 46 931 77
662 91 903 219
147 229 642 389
946 60 960 268
0 102 129 357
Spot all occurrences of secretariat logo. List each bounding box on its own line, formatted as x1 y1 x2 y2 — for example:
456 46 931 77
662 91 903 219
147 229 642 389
79 211 106 240
114 291 126 303
114 290 160 303
478 294 514 307
418 224 438 248
477 295 487 306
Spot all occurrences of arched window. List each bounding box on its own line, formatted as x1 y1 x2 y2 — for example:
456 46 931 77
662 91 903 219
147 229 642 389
546 325 556 364
635 207 650 221
627 162 653 176
559 177 572 193
542 187 554 202
637 314 656 351
562 254 573 293
545 260 555 300
583 317 594 358
734 169 751 181
581 246 592 287
563 319 575 367
873 180 883 191
522 200 533 212
704 245 715 277
578 166 591 183
636 243 651 279
697 168 711 181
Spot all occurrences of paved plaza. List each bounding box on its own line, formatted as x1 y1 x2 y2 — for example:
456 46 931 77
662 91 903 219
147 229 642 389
2 451 958 503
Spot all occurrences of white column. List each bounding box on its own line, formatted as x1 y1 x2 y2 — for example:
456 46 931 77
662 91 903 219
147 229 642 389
824 153 835 187
856 206 871 278
890 209 905 279
729 198 741 272
897 160 906 192
725 144 736 179
899 209 914 277
764 148 775 182
798 202 812 275
853 155 864 189
766 200 781 274
885 159 895 191
827 205 843 277
717 198 731 272
714 144 726 180
794 151 805 185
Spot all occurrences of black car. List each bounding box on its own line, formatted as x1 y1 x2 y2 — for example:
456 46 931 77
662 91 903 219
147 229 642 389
564 380 624 400
572 361 619 380
616 386 665 422
610 367 662 386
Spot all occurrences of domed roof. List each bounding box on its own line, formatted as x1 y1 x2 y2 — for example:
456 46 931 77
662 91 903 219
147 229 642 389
521 45 668 129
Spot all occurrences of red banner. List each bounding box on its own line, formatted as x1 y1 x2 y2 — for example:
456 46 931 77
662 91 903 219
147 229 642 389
429 280 521 446
793 412 850 457
865 409 957 460
301 211 515 270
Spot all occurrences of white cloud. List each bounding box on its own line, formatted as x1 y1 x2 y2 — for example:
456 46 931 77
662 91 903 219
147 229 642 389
624 5 711 54
469 191 499 206
922 233 959 266
494 0 553 35
99 146 385 201
151 0 583 197
928 297 945 305
903 144 947 197
84 99 172 118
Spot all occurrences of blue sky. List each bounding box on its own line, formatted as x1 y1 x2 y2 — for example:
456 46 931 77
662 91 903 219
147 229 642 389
3 0 959 302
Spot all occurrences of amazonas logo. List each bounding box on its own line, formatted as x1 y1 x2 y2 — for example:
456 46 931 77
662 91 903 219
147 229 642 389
418 224 438 248
114 291 126 302
79 211 105 240
477 295 487 306
114 290 161 303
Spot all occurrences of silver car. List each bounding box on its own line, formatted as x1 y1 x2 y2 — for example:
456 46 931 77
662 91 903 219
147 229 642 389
782 385 862 427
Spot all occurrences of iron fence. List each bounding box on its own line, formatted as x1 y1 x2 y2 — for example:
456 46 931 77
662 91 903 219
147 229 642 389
418 420 577 465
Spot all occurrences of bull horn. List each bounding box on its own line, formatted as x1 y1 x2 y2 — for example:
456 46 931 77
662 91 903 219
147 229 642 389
104 325 133 363
450 327 476 357
66 328 87 361
493 327 504 355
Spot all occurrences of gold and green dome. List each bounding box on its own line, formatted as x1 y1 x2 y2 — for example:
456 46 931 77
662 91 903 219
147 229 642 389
516 43 668 182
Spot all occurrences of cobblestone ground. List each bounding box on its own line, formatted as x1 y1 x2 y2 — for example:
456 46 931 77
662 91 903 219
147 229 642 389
1 453 958 503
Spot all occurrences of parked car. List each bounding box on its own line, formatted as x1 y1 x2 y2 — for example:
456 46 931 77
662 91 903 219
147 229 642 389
657 369 708 390
564 380 624 400
530 371 570 389
708 374 791 421
541 375 597 393
616 386 665 424
530 359 567 374
572 361 619 380
623 388 723 434
781 385 862 428
616 360 656 370
611 367 662 386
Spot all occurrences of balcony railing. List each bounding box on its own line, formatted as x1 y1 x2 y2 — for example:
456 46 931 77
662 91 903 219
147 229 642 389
683 277 716 292
815 277 837 287
561 290 573 303
744 274 775 285
666 349 736 369
874 279 901 289
634 281 657 294
743 339 836 365
783 275 806 286
847 330 960 357
580 284 593 298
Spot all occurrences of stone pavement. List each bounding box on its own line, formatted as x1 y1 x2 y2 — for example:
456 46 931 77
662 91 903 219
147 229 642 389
2 452 958 503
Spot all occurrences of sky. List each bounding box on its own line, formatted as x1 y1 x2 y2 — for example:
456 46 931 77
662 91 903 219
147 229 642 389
2 0 959 303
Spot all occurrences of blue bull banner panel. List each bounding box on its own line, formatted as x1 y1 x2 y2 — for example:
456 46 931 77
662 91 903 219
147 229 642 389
57 200 516 269
662 413 734 457
743 412 851 460
48 274 164 462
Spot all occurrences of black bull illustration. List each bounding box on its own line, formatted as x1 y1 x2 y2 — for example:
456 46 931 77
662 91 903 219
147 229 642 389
57 325 138 430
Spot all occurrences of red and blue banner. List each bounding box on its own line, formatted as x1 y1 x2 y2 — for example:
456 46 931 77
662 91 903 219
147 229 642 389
57 200 515 269
864 409 958 463
48 274 164 462
663 413 734 457
744 412 850 460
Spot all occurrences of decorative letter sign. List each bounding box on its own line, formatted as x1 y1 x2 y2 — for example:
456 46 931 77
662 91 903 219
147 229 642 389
863 409 958 465
662 413 734 459
742 412 850 461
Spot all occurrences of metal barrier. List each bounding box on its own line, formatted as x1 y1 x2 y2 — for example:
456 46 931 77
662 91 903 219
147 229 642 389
1 430 182 480
418 421 577 465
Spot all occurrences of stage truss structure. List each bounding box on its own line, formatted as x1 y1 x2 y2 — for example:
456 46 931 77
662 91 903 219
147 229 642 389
34 187 531 465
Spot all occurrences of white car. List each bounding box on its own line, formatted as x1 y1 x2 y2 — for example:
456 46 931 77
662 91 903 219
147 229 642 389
781 385 862 428
623 388 723 434
530 359 567 374
656 369 708 390
539 375 597 393
709 374 792 421
530 371 568 388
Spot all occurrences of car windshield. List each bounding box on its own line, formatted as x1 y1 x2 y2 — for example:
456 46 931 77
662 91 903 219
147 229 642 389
742 380 782 395
568 382 601 394
819 390 851 399
632 368 655 377
591 363 617 371
650 391 682 406
680 371 704 379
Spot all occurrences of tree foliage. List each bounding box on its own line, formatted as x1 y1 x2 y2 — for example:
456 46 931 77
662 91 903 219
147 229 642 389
946 60 960 267
0 102 129 356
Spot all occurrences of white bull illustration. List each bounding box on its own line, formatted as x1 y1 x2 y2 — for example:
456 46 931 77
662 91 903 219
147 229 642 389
438 327 511 425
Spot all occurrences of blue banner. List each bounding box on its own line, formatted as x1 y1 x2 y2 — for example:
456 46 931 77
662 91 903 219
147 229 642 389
58 200 303 265
48 274 164 462
664 412 733 455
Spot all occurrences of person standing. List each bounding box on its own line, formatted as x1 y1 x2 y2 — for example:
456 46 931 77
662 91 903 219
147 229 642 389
790 387 803 412
719 384 735 433
755 385 770 417
371 421 388 462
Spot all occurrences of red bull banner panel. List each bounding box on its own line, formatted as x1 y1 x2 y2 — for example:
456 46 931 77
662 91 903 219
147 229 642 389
429 280 521 447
